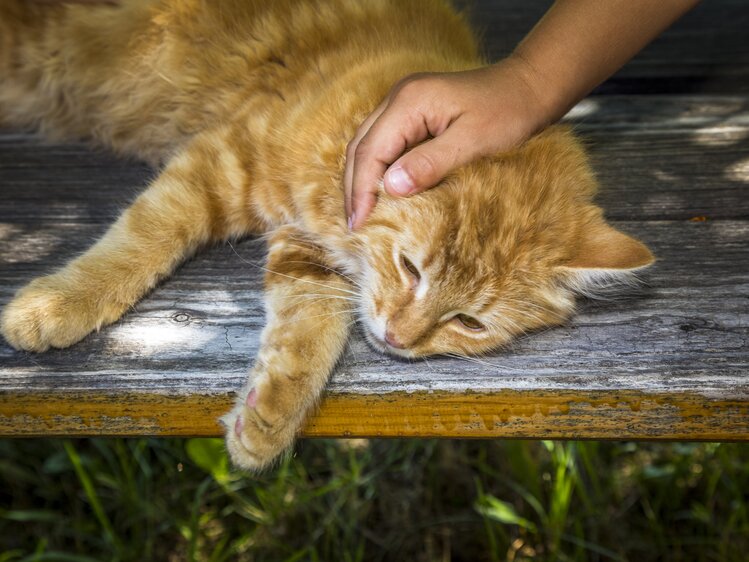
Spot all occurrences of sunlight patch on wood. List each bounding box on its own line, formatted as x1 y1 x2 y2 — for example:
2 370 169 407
109 322 216 354
693 125 749 147
725 157 749 183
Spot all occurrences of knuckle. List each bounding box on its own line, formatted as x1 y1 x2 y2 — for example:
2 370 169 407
353 140 372 160
410 151 439 179
394 76 425 99
392 74 431 100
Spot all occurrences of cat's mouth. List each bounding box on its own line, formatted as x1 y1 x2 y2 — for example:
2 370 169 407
357 307 418 358
361 326 416 359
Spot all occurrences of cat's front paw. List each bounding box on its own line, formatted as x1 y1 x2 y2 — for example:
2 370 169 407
222 381 301 471
1 275 111 352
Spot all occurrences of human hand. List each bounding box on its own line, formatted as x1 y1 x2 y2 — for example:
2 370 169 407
344 56 549 229
344 0 700 230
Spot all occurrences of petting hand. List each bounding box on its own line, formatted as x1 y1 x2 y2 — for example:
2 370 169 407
344 0 700 230
343 56 549 230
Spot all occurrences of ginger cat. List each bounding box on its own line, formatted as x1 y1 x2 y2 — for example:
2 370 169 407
0 0 653 469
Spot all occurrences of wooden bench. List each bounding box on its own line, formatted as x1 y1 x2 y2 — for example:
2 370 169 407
1 0 747 440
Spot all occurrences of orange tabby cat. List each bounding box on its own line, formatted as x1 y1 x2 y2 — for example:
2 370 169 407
0 0 653 469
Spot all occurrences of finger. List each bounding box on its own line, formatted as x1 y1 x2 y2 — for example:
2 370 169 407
344 97 389 218
384 122 479 197
350 100 431 228
349 187 379 232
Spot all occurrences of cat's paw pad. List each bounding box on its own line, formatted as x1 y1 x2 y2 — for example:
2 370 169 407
0 276 103 352
223 387 294 471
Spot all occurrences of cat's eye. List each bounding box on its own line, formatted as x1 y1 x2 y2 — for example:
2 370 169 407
401 255 421 281
455 313 484 331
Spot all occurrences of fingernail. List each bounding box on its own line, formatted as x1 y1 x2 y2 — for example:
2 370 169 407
347 212 356 231
246 388 257 408
386 166 414 196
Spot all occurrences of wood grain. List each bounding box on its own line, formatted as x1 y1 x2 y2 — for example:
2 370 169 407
1 390 747 441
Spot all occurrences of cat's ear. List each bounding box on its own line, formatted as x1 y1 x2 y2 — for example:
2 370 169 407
558 221 655 297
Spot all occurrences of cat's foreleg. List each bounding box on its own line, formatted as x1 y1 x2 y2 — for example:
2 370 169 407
223 226 354 470
0 136 245 352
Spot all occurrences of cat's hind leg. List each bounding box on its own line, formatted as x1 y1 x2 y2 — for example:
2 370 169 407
0 130 256 351
223 227 354 470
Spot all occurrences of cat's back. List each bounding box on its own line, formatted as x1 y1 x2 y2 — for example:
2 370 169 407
0 0 479 161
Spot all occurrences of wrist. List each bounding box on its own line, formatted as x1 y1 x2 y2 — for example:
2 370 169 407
499 51 569 132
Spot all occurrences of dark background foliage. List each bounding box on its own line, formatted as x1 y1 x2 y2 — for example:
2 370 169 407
1 439 747 561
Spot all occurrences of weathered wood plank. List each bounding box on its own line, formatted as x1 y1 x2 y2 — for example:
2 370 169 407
2 96 748 222
0 95 747 437
1 226 747 435
2 390 747 440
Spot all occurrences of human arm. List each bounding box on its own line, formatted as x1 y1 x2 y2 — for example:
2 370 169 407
345 0 700 229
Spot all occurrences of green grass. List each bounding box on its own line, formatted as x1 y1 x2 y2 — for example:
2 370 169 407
1 439 747 561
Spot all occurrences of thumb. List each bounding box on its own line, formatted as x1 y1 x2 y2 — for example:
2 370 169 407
383 128 476 197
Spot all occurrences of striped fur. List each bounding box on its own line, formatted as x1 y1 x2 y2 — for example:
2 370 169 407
0 0 653 469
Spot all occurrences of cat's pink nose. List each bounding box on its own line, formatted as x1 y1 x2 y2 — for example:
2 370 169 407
384 330 405 349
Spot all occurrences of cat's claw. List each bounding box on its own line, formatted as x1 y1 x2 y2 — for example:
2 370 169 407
223 386 294 471
0 276 102 352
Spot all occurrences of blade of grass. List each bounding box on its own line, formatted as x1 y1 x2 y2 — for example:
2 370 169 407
18 554 101 562
187 476 214 562
0 510 58 523
62 441 121 556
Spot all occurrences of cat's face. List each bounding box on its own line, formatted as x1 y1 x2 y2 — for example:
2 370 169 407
350 129 654 358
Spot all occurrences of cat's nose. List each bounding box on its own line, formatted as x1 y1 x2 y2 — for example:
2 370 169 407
384 330 405 349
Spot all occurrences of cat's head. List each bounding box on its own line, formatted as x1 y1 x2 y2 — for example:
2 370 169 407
351 127 654 358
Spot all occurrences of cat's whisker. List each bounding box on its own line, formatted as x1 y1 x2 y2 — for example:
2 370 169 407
273 293 359 311
282 310 357 341
442 351 523 372
283 237 365 281
283 234 366 282
276 291 357 299
155 70 178 87
486 312 525 331
443 352 502 371
264 269 358 295
285 309 354 323
341 334 362 368
422 355 435 371
508 323 561 346
496 300 569 325
483 313 528 337
227 241 359 296
273 297 358 321
274 293 359 304
282 259 363 289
